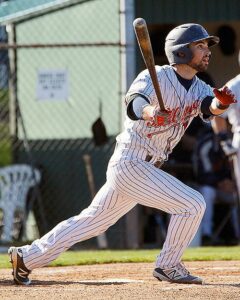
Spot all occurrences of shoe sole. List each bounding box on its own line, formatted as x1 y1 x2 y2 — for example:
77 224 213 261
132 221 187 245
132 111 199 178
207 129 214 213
153 270 203 285
8 247 31 286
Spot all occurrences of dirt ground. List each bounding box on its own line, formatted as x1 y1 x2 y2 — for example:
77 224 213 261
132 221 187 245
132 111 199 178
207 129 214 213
1 261 240 300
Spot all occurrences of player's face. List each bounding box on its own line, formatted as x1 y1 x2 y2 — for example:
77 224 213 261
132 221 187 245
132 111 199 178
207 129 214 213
188 40 211 72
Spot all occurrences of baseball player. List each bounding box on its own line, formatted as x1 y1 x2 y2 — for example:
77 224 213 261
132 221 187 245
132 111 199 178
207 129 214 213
211 52 240 201
9 23 237 286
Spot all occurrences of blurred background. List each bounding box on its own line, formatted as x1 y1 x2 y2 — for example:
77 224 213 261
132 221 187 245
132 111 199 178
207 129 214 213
0 0 239 249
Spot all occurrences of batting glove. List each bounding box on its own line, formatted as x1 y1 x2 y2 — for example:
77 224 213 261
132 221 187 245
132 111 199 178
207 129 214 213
218 132 238 157
213 86 237 109
150 106 172 126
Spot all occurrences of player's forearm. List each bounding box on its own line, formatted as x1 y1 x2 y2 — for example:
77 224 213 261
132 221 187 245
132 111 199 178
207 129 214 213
209 86 237 116
142 105 155 120
209 97 229 115
127 95 159 121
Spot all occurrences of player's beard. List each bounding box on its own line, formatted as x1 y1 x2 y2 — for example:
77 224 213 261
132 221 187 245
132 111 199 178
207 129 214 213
188 60 209 72
188 54 211 72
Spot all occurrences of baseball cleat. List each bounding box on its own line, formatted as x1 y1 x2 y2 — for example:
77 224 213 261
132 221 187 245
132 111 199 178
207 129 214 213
153 262 203 284
8 247 31 285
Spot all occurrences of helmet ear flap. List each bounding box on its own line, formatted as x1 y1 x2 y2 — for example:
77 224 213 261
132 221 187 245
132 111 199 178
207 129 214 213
170 45 193 64
176 52 185 58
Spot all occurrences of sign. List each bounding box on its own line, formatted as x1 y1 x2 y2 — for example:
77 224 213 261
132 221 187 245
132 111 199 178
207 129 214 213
36 69 69 101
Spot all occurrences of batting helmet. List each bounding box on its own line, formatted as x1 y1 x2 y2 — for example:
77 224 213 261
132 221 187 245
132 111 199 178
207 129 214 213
165 23 219 65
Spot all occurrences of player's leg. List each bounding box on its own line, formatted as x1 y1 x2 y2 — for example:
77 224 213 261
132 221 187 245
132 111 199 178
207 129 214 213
108 161 205 283
9 183 137 284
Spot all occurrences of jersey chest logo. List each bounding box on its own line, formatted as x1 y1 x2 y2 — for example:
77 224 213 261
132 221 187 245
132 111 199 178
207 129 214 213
146 100 201 138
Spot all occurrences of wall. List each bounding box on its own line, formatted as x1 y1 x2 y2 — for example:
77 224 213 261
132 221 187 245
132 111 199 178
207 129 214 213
15 0 121 140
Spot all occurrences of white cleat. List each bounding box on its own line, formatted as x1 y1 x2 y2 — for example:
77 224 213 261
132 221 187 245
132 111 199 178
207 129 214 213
153 262 203 284
8 247 31 285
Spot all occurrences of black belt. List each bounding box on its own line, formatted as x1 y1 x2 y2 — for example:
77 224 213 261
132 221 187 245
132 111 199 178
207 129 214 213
145 155 163 169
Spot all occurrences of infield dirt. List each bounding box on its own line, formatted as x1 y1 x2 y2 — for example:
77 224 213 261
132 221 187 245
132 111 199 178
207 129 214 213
1 261 240 299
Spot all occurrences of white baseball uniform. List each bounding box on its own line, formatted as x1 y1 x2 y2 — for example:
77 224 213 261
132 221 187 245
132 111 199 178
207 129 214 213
21 65 214 270
224 74 240 198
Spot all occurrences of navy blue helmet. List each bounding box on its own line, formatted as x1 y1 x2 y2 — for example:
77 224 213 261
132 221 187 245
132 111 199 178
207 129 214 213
165 23 219 65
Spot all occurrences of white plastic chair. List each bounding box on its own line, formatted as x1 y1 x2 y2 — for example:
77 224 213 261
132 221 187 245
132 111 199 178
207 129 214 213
0 164 41 242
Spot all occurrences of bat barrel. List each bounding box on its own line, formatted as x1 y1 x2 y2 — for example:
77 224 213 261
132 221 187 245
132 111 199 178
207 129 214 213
132 17 166 111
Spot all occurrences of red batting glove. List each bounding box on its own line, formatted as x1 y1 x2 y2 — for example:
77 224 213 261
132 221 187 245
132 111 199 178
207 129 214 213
213 86 237 107
151 107 172 126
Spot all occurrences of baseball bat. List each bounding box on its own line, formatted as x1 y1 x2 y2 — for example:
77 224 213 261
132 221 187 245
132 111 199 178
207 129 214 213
83 154 108 249
133 18 166 111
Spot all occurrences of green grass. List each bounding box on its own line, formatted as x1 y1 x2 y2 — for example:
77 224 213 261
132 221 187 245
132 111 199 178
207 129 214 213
0 88 8 105
1 246 240 269
0 122 12 167
0 88 12 166
0 136 12 166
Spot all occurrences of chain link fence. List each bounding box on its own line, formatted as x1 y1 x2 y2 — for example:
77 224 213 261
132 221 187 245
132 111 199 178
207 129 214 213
0 0 128 248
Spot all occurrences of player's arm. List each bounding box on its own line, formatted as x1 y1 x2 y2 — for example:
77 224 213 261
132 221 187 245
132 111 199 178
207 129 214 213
126 94 150 120
127 94 170 125
200 86 237 119
201 86 237 156
209 86 237 115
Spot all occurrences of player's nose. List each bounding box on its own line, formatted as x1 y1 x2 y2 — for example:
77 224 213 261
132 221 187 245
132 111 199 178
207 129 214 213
204 50 211 61
206 48 211 56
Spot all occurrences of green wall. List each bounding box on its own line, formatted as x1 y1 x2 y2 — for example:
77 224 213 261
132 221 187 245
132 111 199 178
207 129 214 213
16 0 121 140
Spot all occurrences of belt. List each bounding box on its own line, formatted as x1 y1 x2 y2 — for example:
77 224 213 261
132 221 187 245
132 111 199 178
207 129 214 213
145 155 163 169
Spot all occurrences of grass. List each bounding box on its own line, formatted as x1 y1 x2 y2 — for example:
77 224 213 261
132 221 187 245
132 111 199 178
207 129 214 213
0 88 12 166
0 135 12 166
1 246 240 269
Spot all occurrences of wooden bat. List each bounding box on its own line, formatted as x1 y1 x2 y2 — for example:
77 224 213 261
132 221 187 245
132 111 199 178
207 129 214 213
133 18 166 111
83 154 108 249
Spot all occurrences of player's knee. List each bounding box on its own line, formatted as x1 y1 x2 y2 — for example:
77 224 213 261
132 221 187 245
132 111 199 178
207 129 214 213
184 192 206 216
191 192 206 215
199 194 206 213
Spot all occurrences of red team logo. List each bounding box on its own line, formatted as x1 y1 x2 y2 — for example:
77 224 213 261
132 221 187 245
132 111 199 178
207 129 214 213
147 100 201 138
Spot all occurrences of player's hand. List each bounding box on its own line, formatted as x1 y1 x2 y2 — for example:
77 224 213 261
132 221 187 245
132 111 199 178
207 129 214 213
150 106 172 126
213 86 237 107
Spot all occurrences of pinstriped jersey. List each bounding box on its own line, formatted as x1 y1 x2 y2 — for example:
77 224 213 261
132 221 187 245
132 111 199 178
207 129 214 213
111 65 214 163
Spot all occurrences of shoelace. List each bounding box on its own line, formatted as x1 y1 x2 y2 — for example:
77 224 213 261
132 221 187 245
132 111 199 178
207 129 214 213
175 262 190 276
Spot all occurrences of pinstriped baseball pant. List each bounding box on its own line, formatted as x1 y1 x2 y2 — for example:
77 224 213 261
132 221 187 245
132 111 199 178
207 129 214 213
21 160 205 270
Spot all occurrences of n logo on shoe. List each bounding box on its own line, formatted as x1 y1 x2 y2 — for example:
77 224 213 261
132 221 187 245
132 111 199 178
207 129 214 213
167 269 182 280
18 268 29 278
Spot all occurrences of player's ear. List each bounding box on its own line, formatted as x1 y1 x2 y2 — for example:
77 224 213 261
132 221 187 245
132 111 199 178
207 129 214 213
177 52 185 58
